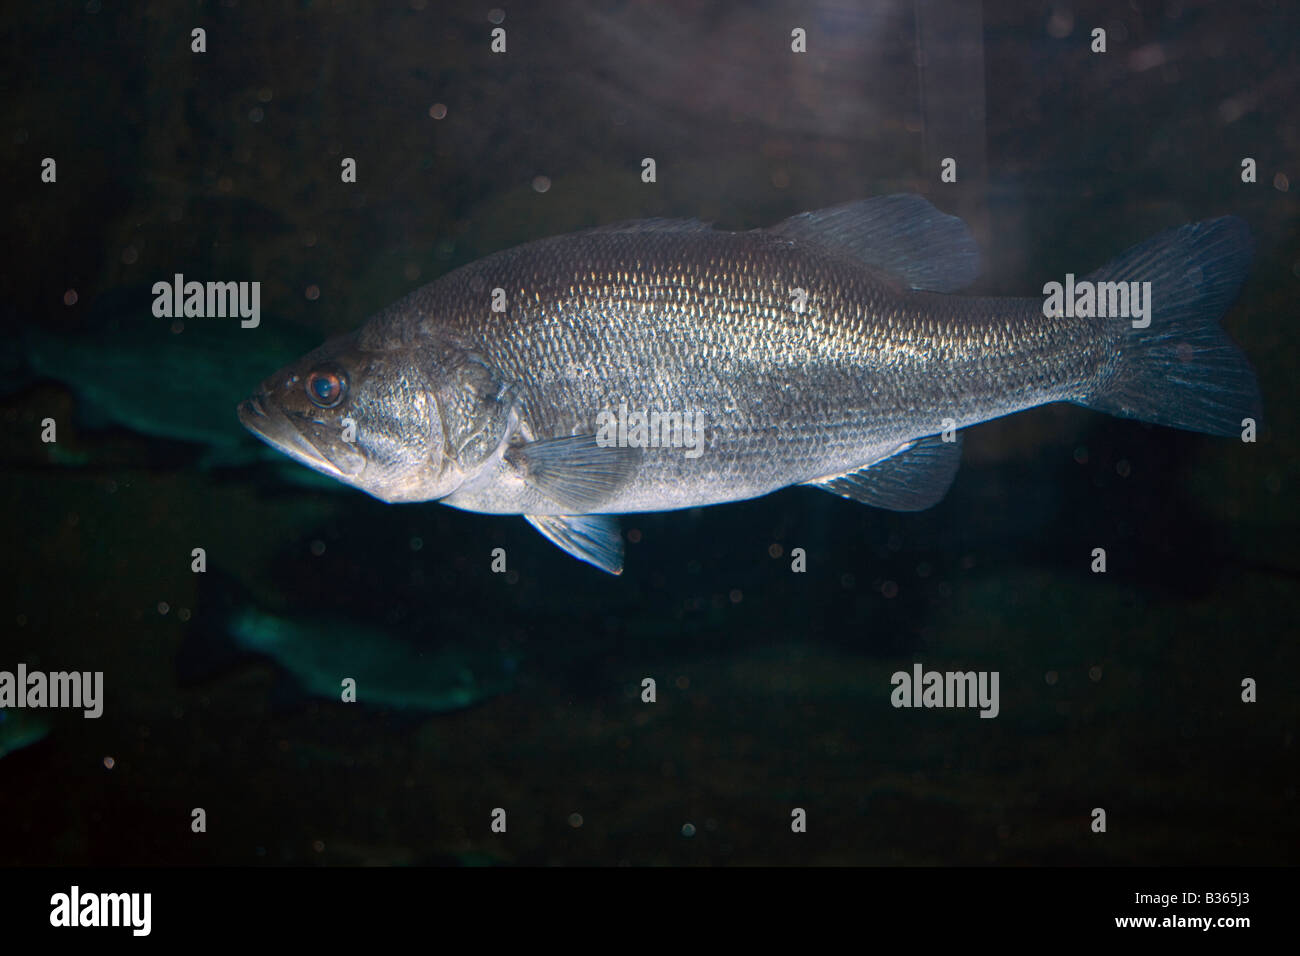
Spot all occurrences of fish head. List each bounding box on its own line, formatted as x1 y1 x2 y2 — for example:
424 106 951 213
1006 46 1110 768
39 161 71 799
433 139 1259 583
239 332 453 501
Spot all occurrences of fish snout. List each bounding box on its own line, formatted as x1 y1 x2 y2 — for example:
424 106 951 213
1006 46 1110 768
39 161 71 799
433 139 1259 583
237 390 365 480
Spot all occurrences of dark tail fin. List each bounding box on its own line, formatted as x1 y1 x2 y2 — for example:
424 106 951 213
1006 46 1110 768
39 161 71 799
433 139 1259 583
1079 216 1261 436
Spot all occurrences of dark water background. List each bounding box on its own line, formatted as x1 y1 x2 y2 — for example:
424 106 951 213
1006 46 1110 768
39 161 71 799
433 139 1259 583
1 0 1296 865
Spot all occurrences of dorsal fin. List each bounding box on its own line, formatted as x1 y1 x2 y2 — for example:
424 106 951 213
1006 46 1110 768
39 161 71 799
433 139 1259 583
580 218 713 235
768 195 981 292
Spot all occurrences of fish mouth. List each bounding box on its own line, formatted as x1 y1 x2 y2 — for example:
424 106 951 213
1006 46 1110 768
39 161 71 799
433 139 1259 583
237 394 365 480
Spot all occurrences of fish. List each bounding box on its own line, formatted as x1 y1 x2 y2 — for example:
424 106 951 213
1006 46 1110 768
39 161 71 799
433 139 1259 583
0 708 50 759
238 195 1260 573
11 286 337 485
17 288 296 451
223 606 515 712
178 571 518 713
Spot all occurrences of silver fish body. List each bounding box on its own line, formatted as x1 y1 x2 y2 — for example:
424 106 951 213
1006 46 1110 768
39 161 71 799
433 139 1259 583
239 195 1259 572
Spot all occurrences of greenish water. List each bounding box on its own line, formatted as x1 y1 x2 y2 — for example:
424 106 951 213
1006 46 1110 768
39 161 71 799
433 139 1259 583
1 0 1296 865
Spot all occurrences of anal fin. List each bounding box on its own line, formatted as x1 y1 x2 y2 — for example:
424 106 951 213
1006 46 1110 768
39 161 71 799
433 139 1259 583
524 514 624 575
805 433 962 511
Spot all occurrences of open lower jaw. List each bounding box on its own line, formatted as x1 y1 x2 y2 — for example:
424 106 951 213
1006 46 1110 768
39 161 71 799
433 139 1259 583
237 395 364 479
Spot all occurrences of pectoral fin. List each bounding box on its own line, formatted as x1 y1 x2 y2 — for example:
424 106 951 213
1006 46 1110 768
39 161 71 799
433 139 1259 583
805 433 962 511
506 435 639 512
524 514 624 575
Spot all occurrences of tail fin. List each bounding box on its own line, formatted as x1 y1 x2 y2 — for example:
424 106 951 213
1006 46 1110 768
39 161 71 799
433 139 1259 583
1079 216 1261 436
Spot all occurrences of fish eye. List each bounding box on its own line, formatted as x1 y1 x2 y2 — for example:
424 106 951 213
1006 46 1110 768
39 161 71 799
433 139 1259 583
306 366 348 409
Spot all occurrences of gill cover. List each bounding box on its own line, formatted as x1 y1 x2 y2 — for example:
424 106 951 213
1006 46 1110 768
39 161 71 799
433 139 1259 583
433 347 516 472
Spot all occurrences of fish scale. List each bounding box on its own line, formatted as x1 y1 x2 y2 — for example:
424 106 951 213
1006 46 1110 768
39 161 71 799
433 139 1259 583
368 228 1098 508
241 195 1259 572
